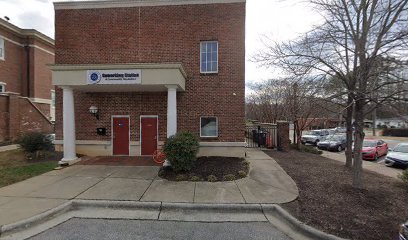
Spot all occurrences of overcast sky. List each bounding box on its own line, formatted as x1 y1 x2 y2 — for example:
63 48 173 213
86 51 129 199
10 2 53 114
0 0 322 84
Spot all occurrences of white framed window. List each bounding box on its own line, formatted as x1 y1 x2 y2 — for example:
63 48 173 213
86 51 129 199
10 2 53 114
200 117 218 137
200 41 218 73
0 38 4 60
0 83 6 93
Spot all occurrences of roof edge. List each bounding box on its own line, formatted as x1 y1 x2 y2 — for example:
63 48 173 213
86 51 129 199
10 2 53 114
54 0 245 10
0 18 54 46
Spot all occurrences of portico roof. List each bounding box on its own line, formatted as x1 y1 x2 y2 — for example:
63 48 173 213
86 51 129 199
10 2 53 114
49 63 186 92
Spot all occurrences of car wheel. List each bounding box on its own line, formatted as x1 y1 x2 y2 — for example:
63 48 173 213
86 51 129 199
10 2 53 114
337 146 342 152
374 153 378 161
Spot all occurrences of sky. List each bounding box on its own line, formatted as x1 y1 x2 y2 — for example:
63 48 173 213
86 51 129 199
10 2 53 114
0 0 322 85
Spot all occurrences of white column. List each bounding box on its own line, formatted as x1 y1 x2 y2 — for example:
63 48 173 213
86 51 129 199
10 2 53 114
60 87 78 164
166 85 177 137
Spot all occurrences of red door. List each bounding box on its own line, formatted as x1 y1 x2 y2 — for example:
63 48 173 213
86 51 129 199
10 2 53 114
141 117 157 155
112 117 129 155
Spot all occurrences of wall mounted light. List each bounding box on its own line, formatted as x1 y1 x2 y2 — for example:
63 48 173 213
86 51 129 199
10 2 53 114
88 106 99 120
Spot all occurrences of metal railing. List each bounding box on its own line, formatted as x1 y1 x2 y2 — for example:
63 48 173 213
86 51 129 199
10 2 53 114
245 124 277 148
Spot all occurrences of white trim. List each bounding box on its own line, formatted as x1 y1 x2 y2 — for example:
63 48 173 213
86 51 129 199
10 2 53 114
0 37 4 61
200 41 218 74
54 0 246 10
111 115 130 156
0 35 54 56
200 116 219 138
140 115 159 156
0 82 5 93
30 98 52 104
199 142 245 147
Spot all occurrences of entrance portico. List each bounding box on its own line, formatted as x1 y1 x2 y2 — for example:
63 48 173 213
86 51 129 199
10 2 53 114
51 63 186 164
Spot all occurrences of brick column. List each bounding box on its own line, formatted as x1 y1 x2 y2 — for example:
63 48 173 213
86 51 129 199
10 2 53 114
7 93 20 141
277 121 289 152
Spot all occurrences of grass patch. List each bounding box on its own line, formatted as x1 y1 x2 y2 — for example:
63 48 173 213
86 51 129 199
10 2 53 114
0 162 57 188
0 148 60 188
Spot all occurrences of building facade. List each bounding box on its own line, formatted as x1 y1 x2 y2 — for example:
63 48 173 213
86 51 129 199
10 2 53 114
0 19 55 142
52 0 246 163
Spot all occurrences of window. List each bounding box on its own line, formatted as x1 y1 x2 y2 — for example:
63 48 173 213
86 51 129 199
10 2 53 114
0 38 4 60
200 117 218 137
200 41 218 73
0 83 5 93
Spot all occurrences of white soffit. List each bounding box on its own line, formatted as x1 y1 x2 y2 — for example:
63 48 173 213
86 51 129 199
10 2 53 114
54 0 246 10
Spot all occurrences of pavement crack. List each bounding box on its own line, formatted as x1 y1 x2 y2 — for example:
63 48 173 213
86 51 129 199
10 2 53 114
139 179 155 201
233 180 247 204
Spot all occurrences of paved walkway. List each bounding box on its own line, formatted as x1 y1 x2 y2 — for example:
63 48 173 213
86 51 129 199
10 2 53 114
0 145 19 153
0 149 298 227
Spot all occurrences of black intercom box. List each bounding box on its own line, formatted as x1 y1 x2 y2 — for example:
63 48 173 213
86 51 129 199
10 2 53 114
97 128 106 136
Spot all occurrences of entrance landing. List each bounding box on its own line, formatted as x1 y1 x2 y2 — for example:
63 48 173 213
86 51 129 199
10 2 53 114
79 156 161 166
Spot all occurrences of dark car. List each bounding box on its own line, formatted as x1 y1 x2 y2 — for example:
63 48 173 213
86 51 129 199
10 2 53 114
400 221 408 240
317 134 346 152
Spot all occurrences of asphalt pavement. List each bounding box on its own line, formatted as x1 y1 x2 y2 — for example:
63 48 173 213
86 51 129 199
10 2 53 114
28 218 293 240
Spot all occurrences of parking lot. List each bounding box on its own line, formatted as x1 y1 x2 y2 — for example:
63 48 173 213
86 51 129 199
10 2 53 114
290 129 407 179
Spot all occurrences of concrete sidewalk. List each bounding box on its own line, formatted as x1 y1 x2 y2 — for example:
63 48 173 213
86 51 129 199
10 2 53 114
0 145 19 153
0 149 298 227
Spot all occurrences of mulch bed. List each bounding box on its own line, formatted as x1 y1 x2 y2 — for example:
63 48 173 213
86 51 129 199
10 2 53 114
159 156 248 182
265 150 408 240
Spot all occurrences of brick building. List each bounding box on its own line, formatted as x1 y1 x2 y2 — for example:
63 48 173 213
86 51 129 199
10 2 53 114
52 0 246 163
0 18 54 142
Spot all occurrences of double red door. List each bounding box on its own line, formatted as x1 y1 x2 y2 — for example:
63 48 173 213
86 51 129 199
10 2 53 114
112 117 129 155
141 117 158 155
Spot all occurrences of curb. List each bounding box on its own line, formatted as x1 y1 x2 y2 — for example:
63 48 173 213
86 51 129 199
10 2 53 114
262 204 348 240
0 200 347 240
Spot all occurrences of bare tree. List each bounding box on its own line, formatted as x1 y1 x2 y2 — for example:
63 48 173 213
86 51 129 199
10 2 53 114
255 0 408 188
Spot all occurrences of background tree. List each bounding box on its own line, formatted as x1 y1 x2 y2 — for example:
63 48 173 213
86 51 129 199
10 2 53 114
254 0 408 188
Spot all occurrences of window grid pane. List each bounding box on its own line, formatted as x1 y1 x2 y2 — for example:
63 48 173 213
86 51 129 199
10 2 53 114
200 41 218 73
201 117 218 137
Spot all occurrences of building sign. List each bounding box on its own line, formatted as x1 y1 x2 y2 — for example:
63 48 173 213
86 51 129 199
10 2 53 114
87 70 142 85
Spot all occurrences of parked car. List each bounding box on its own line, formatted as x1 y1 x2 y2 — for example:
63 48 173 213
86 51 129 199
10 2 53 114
317 134 347 152
385 143 408 169
360 139 388 161
334 127 347 133
400 220 408 240
301 130 330 145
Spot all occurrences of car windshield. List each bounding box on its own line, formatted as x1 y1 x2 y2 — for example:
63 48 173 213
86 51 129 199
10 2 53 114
307 131 320 136
393 145 408 153
363 140 377 147
326 135 343 141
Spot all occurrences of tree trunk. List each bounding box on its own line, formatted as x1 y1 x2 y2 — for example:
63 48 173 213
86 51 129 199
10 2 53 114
352 98 365 189
295 121 302 150
345 94 354 168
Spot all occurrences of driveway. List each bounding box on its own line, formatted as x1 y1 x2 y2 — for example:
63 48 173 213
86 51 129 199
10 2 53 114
0 149 298 227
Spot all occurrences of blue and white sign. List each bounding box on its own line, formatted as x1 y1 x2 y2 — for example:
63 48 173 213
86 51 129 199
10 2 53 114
87 70 142 85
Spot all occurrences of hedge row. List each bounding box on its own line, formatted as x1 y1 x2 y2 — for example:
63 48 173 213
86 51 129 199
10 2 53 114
382 128 408 137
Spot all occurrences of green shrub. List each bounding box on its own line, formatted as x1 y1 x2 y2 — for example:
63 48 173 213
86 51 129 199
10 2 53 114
163 131 199 172
290 144 322 155
17 132 53 153
190 176 201 182
223 174 236 181
238 170 247 178
243 160 250 166
175 174 187 181
399 169 408 185
207 175 218 182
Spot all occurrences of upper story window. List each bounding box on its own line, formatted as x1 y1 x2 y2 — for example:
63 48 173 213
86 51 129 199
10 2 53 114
200 41 218 74
0 37 4 60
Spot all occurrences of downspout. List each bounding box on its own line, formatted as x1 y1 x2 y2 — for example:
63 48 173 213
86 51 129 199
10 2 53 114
24 44 30 98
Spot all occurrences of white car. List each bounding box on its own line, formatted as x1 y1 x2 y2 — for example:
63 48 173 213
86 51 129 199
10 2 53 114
385 143 408 168
301 130 330 145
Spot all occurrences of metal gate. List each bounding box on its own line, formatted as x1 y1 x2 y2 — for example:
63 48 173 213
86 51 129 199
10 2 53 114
245 124 277 148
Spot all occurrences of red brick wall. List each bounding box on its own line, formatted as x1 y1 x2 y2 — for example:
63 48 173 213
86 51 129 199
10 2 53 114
0 93 53 143
55 3 245 142
0 25 54 100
